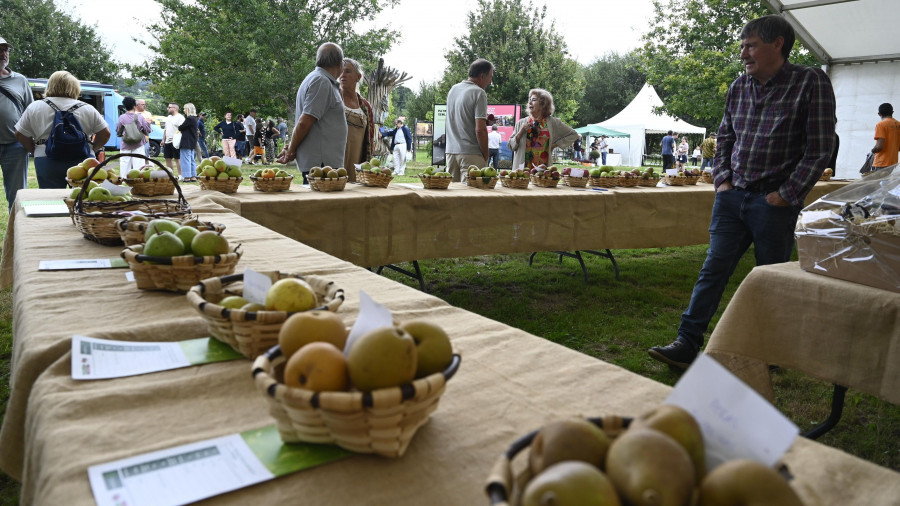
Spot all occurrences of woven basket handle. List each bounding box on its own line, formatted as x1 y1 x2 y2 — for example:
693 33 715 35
74 153 187 213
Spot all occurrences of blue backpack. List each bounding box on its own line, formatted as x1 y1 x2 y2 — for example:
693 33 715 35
44 99 92 160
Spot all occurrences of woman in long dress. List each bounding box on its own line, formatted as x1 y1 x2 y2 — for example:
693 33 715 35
507 88 579 170
339 58 376 182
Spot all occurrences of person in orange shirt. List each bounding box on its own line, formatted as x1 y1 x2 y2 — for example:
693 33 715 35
871 102 900 171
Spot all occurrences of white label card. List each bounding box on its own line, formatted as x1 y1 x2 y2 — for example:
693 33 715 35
223 156 243 167
150 170 170 180
101 180 132 196
39 258 128 270
343 290 393 355
571 168 586 178
665 354 799 471
242 268 272 305
666 168 678 175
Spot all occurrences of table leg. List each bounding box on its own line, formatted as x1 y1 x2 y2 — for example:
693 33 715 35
375 261 426 292
803 384 848 440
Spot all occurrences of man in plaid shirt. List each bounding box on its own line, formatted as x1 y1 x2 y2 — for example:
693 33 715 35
650 14 836 370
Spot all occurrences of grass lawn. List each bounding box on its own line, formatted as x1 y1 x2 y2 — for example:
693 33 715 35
0 153 896 503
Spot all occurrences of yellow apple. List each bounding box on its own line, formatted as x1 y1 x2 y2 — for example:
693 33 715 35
347 326 417 391
219 295 249 309
278 310 347 359
265 278 317 313
67 165 87 180
399 320 453 377
283 342 349 392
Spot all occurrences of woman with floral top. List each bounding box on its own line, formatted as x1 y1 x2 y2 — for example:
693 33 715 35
508 88 579 170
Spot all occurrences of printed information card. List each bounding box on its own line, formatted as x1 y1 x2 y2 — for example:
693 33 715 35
39 258 129 271
72 335 243 380
20 200 70 217
88 425 353 506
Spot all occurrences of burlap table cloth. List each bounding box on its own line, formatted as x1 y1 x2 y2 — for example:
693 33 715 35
705 262 900 405
182 181 848 268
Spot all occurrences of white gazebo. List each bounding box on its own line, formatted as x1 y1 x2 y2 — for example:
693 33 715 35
598 83 706 166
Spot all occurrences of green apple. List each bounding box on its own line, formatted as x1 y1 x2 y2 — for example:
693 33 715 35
219 296 249 310
67 165 87 180
309 167 323 178
423 166 435 175
254 169 264 177
69 188 84 199
275 170 290 178
369 157 381 167
144 219 180 241
326 170 339 179
143 231 185 257
203 165 218 178
336 168 347 177
214 160 227 172
126 169 142 179
216 171 230 180
141 169 153 180
347 326 417 391
399 320 453 378
87 187 111 201
90 168 108 181
190 230 229 256
226 165 242 177
360 161 371 171
468 168 482 178
174 226 200 255
483 167 497 177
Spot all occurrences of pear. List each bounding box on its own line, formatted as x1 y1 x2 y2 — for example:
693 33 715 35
347 327 417 391
143 231 185 257
529 418 611 475
216 171 230 180
190 231 229 257
630 404 706 482
699 460 803 506
605 428 694 506
144 219 180 241
219 296 249 309
523 461 621 506
173 226 200 254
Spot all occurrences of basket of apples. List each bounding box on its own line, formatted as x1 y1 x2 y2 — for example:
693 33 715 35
252 317 461 457
418 166 453 189
66 157 121 188
123 153 179 196
561 167 589 187
250 167 295 192
699 170 714 184
187 272 345 358
466 166 499 189
72 154 191 245
682 168 701 185
486 405 806 506
197 157 243 193
500 168 530 189
617 170 642 187
588 168 618 188
121 221 240 292
529 165 561 188
356 158 393 188
638 168 661 187
306 166 348 192
114 215 225 247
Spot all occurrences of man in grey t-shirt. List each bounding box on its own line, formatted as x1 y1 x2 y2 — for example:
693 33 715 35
445 59 493 181
0 35 33 209
278 42 347 184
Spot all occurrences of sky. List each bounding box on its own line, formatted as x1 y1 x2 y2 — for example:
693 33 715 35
59 0 657 92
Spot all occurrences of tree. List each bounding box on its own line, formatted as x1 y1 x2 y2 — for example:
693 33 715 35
0 0 120 82
638 0 819 131
136 0 397 119
574 51 646 127
406 81 439 122
440 0 583 124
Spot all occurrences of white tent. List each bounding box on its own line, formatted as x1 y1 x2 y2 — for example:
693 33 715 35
763 0 900 178
598 83 706 166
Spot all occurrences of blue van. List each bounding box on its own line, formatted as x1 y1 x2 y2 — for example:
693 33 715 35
27 78 165 157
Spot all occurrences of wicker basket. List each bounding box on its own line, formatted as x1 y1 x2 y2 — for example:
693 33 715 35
72 154 191 245
67 176 122 188
529 176 560 188
356 169 393 188
617 176 641 187
663 174 687 186
251 175 295 192
589 176 618 188
683 175 699 185
563 175 589 188
122 243 242 293
186 272 345 358
486 416 631 506
253 345 461 456
120 154 178 196
699 172 714 184
467 175 499 189
114 217 224 246
637 176 661 187
419 174 452 189
500 177 529 189
308 176 348 192
199 176 243 193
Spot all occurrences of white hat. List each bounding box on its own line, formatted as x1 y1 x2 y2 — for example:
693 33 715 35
0 36 10 47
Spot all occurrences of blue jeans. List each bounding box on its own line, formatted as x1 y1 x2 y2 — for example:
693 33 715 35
198 136 209 158
0 142 29 210
701 157 714 170
180 148 198 178
677 188 800 351
488 148 499 170
34 156 76 189
601 151 607 165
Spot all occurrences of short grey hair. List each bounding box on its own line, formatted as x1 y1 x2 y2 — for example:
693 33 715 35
316 42 344 68
529 88 555 117
343 57 363 92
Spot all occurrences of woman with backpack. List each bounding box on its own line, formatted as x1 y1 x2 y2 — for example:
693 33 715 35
115 96 152 176
14 71 110 188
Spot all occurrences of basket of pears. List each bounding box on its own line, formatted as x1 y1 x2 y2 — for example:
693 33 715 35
307 166 348 192
187 272 345 358
114 215 226 246
66 157 121 188
72 153 191 245
124 159 177 197
252 316 461 457
500 168 530 189
486 406 807 506
121 219 240 292
466 165 500 189
355 157 394 188
418 166 453 189
250 167 295 192
197 157 243 193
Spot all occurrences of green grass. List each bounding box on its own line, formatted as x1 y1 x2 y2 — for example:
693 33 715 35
0 154 896 503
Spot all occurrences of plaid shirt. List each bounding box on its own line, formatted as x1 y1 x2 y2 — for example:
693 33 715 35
714 61 836 206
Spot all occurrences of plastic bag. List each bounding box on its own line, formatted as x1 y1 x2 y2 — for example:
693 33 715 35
796 164 900 292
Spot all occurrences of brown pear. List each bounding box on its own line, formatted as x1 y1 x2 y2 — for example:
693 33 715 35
529 418 611 475
631 404 706 482
523 461 621 506
605 428 695 506
699 459 804 506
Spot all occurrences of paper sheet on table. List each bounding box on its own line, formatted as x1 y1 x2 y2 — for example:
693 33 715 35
39 258 128 271
343 290 393 354
665 354 799 471
20 200 69 217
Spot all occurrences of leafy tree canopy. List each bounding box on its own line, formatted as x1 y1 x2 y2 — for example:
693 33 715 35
135 0 398 119
0 0 121 82
574 51 646 127
638 0 819 131
440 0 583 124
405 81 439 123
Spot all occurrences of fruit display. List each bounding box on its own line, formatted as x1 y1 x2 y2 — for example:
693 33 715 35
123 164 178 196
197 156 243 192
466 165 499 189
66 157 121 187
306 166 347 192
529 165 561 188
356 158 394 188
115 216 226 247
419 166 452 189
664 168 700 186
499 168 530 188
487 406 806 506
561 167 590 187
